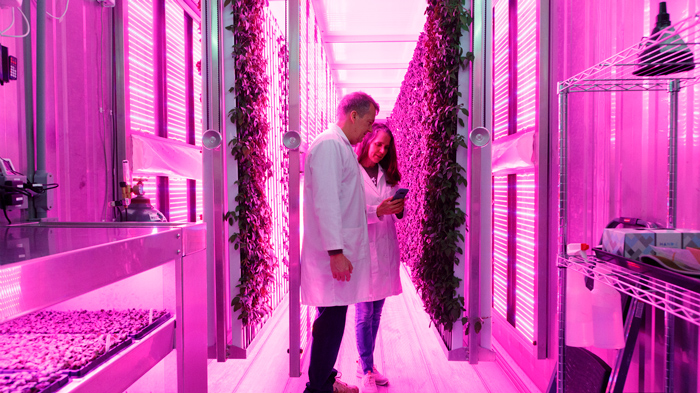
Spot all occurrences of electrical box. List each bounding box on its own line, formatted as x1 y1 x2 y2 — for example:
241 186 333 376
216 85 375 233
0 158 28 211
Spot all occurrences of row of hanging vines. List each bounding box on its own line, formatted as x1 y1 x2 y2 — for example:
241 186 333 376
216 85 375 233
224 0 288 326
389 0 473 332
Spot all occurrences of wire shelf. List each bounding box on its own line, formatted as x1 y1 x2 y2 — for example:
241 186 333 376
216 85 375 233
559 13 700 93
558 254 700 326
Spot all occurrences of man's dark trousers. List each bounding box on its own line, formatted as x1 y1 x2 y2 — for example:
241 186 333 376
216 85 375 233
304 305 348 393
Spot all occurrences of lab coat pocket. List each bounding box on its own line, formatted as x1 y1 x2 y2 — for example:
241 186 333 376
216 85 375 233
341 227 369 264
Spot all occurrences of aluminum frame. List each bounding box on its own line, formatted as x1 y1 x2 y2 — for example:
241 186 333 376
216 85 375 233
202 0 231 362
462 0 494 364
287 0 303 378
556 72 684 393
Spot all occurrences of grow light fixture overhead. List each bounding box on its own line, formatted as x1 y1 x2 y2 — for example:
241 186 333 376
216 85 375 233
312 0 428 120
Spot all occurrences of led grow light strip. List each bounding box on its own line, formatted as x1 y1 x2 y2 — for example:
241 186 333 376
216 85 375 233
168 177 188 223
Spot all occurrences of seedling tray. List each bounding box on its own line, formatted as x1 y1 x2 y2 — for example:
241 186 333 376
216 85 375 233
131 312 172 340
0 371 69 393
65 337 133 378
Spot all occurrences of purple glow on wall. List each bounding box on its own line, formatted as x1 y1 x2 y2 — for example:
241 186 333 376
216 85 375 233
165 0 188 144
493 175 508 319
127 0 156 135
515 172 535 341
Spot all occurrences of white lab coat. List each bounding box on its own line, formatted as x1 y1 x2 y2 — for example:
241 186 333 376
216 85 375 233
301 124 372 307
360 164 404 301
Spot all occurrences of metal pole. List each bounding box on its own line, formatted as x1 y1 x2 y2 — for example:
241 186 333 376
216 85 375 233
467 128 491 364
203 0 229 362
559 87 569 257
287 0 302 378
667 79 679 229
21 0 35 220
665 79 680 393
34 0 50 219
557 86 569 393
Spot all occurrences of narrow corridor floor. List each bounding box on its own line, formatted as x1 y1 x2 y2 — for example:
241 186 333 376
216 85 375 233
207 267 521 393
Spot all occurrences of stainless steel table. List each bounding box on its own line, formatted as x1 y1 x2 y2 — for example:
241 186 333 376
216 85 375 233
0 222 208 393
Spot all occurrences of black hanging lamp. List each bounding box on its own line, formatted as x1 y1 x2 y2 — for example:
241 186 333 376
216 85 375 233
633 2 695 77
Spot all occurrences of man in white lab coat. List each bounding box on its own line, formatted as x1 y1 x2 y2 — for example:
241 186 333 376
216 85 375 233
302 92 379 393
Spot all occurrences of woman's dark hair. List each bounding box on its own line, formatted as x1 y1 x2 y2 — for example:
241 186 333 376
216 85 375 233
355 123 401 186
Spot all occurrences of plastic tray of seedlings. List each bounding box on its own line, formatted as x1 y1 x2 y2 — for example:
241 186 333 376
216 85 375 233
0 370 69 393
131 311 172 340
64 336 133 378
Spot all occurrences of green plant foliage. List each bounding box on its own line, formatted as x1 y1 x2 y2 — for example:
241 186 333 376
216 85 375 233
225 0 276 326
388 0 473 332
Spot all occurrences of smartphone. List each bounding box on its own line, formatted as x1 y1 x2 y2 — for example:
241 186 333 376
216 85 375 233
392 188 409 201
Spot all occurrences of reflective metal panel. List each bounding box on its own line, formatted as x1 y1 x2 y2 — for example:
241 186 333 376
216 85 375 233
178 250 208 392
182 223 207 255
288 0 302 378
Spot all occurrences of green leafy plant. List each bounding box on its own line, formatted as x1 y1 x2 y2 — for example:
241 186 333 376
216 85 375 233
389 0 473 332
225 0 277 326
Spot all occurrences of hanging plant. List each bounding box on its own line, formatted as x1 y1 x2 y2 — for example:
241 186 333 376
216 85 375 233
389 0 473 332
224 0 277 326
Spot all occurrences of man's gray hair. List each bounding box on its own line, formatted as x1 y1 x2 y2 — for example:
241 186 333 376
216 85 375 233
336 91 380 120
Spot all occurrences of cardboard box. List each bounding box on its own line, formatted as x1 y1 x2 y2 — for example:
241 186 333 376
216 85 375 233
680 229 700 249
602 228 655 260
652 229 683 248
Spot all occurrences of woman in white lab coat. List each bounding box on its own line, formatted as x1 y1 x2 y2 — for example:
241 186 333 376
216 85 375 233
353 123 405 392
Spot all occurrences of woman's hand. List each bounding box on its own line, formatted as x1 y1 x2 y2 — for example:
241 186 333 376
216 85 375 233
376 197 405 217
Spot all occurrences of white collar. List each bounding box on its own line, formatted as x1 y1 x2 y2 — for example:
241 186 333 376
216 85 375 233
329 123 352 147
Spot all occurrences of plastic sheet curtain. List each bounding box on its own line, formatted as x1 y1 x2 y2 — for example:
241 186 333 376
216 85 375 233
491 0 538 344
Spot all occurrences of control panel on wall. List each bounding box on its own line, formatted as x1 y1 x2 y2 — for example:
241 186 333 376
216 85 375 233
0 44 18 86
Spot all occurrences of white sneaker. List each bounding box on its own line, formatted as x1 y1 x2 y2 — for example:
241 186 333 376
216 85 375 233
356 362 389 386
360 372 378 393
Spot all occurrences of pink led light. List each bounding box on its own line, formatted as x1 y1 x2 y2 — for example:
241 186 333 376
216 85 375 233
493 176 509 319
515 171 536 341
169 178 189 223
196 180 203 222
127 0 156 135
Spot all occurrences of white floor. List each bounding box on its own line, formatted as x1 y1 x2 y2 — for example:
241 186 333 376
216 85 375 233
207 267 520 393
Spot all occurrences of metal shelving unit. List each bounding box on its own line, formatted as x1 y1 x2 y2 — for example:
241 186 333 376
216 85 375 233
556 13 700 393
0 222 208 393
